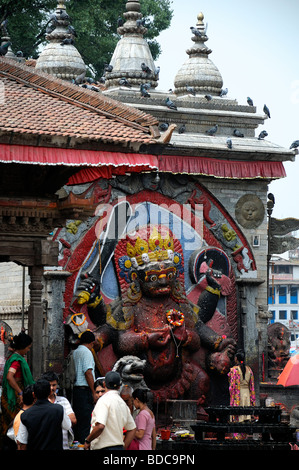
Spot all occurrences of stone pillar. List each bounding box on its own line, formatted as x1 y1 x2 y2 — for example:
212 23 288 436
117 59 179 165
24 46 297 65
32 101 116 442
43 269 71 375
237 280 264 405
27 265 44 380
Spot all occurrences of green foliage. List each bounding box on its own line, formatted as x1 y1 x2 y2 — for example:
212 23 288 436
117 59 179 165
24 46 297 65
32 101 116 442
1 0 173 78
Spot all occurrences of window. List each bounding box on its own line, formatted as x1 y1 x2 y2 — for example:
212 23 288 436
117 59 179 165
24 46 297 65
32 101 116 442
270 310 275 322
273 265 291 274
279 310 287 320
290 287 298 304
279 286 287 304
291 310 298 320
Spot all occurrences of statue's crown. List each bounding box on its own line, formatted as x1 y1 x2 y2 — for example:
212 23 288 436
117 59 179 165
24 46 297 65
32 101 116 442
126 226 174 266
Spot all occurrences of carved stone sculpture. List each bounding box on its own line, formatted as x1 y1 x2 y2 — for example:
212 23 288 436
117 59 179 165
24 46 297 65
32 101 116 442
75 224 236 403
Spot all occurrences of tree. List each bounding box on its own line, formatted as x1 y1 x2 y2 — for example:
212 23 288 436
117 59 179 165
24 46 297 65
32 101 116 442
1 0 173 78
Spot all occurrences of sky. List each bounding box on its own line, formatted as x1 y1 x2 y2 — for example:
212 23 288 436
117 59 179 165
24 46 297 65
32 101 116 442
155 0 299 221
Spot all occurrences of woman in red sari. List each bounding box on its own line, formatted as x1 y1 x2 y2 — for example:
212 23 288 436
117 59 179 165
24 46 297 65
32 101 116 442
0 331 34 447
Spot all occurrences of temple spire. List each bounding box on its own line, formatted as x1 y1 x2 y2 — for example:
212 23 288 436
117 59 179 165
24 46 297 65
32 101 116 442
174 13 223 97
35 0 86 81
104 0 159 90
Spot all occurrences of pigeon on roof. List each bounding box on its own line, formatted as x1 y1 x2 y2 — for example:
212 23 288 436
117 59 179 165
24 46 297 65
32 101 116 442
186 86 196 96
290 140 299 149
190 26 202 37
263 104 271 118
206 124 218 136
258 130 268 140
165 97 177 110
233 129 244 138
0 42 11 56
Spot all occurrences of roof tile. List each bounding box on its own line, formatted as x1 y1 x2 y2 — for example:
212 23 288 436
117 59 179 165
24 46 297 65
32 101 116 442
0 58 159 146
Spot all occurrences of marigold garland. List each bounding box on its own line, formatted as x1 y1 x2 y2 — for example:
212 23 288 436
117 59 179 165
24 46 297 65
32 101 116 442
166 309 184 327
71 313 86 326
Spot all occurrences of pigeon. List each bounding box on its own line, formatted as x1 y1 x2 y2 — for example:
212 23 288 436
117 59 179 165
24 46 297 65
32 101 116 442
165 97 177 110
205 94 213 101
46 21 57 34
136 18 146 28
104 64 113 73
74 71 86 85
117 16 124 27
0 19 8 34
206 124 218 136
141 62 152 75
119 78 132 87
220 88 228 97
290 140 299 149
0 42 11 56
159 123 169 132
178 124 186 134
154 66 160 79
81 84 100 92
186 86 196 96
190 27 202 37
226 138 232 149
268 193 275 204
263 104 271 118
68 25 77 37
258 130 268 140
59 9 70 21
233 129 244 137
247 97 254 106
60 38 74 45
140 84 150 98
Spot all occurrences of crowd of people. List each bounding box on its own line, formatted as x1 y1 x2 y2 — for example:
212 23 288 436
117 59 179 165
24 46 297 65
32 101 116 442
0 330 157 451
0 328 256 450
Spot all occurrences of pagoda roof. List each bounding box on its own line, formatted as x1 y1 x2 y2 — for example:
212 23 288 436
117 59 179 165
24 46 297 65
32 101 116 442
0 57 159 150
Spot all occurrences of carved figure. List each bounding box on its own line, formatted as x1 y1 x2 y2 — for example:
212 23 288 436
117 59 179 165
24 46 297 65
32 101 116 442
235 194 265 229
112 355 148 390
267 322 290 377
75 224 236 403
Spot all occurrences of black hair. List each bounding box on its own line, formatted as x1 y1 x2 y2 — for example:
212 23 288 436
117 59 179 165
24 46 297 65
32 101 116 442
132 388 148 404
94 377 105 390
10 331 32 350
42 371 59 383
236 350 246 379
23 385 35 406
79 330 95 344
33 379 51 400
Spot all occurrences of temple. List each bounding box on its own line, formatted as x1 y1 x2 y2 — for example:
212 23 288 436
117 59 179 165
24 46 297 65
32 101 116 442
0 0 298 430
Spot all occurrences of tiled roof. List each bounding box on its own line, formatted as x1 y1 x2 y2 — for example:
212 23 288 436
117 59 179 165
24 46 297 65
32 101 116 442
0 58 159 147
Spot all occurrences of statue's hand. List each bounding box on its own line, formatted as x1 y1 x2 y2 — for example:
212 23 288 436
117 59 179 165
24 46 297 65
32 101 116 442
77 273 100 306
148 330 171 348
173 325 188 342
218 336 236 357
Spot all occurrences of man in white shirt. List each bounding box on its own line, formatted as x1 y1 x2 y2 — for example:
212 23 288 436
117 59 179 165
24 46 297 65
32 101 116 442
84 371 136 450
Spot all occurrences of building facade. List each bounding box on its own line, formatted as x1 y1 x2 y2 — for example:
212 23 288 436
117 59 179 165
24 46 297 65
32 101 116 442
268 255 299 353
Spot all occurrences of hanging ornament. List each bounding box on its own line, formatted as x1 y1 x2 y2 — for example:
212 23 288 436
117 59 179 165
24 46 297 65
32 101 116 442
166 309 185 327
